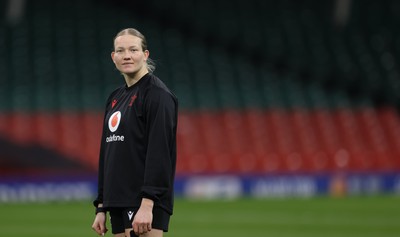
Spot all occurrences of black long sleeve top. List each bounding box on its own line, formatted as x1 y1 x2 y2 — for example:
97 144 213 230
94 73 178 215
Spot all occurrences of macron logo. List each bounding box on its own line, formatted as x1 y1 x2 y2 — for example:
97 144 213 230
112 99 117 108
108 111 121 132
128 211 134 220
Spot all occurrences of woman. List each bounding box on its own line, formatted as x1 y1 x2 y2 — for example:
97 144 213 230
91 28 178 237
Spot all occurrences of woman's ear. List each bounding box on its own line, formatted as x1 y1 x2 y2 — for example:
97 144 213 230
111 51 115 63
144 50 150 60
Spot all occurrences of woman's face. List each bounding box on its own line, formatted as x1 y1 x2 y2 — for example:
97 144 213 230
111 35 149 75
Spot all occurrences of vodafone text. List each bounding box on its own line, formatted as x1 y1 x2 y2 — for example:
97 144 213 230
106 134 125 143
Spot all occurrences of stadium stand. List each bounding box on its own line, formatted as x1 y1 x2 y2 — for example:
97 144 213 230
0 0 400 176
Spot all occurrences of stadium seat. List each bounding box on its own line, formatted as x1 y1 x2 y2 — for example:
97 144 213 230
2 0 400 177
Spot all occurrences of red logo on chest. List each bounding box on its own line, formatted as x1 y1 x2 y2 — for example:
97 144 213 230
129 95 137 107
112 99 117 108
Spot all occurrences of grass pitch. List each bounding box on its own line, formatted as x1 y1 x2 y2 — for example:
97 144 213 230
0 196 399 237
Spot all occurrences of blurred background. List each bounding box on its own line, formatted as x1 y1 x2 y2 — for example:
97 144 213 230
1 0 400 202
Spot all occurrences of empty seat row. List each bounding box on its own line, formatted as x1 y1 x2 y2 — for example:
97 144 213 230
3 107 398 174
2 0 400 112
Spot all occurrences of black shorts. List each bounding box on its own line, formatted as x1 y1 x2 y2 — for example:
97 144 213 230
108 207 170 235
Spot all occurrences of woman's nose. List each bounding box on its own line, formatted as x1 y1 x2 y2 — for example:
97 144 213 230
124 52 133 59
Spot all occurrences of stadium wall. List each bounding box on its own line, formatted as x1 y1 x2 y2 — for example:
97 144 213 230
0 173 400 202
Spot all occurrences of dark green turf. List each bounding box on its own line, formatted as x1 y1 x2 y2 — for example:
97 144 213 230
0 196 399 237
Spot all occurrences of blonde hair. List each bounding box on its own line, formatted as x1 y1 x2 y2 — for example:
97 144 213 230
113 28 156 73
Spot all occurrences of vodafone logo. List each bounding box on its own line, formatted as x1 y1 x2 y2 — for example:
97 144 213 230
106 111 124 143
108 111 121 132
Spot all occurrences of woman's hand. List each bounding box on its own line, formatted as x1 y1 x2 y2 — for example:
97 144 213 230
132 198 154 236
92 212 108 236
